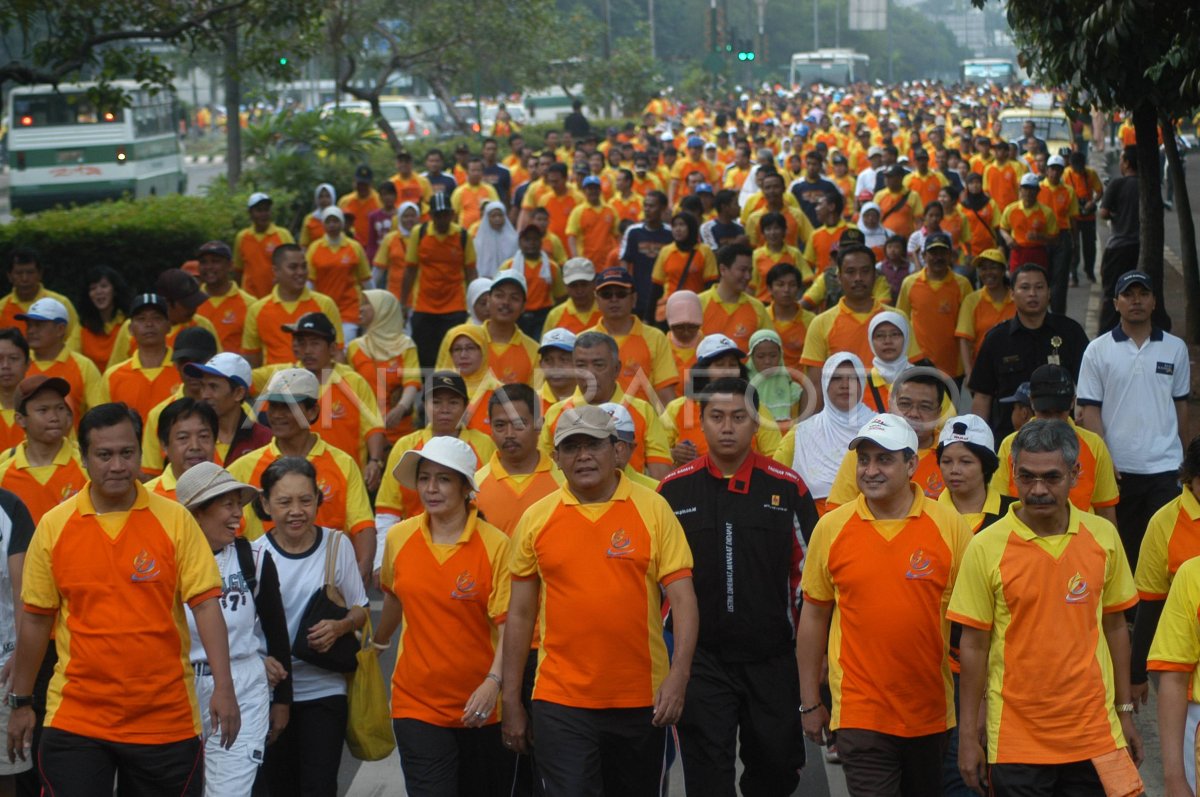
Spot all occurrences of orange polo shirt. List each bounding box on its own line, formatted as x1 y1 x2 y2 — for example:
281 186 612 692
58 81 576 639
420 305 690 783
375 428 496 521
0 441 87 523
566 202 620 267
103 350 180 427
536 188 584 243
947 506 1137 764
897 269 974 377
903 170 949 207
872 188 923 238
27 348 107 422
80 315 124 373
474 453 562 538
609 194 644 224
390 173 433 212
306 237 371 324
768 305 815 372
803 222 851 276
800 298 903 370
195 283 254 354
242 287 344 366
802 488 972 736
955 288 1016 362
510 476 693 708
227 437 374 540
0 410 23 453
962 200 1001 257
381 511 510 727
405 224 476 315
585 317 680 395
697 288 772 352
651 243 718 297
450 183 499 230
1000 201 1058 248
347 340 421 444
984 161 1022 211
499 255 560 313
23 484 222 744
338 190 383 244
1038 181 1079 232
540 390 671 474
542 298 601 335
1136 488 1200 600
233 224 294 299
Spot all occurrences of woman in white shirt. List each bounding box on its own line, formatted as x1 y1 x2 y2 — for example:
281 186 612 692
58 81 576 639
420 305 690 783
255 457 368 797
179 462 291 797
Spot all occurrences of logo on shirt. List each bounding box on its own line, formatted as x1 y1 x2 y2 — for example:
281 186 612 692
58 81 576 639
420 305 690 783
1157 362 1175 376
607 529 635 559
1066 572 1090 603
316 477 333 500
131 549 161 583
451 571 479 601
905 549 933 580
60 484 78 500
771 494 780 507
329 400 347 419
222 310 237 325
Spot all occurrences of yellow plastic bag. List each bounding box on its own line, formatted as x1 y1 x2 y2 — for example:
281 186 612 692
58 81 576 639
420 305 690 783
345 616 395 761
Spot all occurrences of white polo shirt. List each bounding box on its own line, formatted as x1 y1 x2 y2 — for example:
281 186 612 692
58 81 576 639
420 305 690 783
1077 325 1189 474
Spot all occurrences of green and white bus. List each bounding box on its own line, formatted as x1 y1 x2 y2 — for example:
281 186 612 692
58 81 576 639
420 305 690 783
6 81 186 213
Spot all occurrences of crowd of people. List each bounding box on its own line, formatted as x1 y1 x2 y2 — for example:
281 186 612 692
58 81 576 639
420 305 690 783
0 79 1193 797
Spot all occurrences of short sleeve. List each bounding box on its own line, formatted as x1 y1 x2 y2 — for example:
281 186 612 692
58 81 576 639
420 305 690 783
651 246 669 285
800 517 836 604
333 532 369 608
773 428 796 467
823 451 858 508
897 276 914 316
2 492 35 557
1089 438 1120 507
1075 343 1105 404
1147 562 1200 671
992 435 1015 497
172 510 223 606
242 301 263 352
956 292 978 340
945 536 997 630
509 513 541 579
342 457 376 535
1135 502 1175 600
379 522 403 593
701 247 718 282
1174 339 1191 400
650 334 681 389
20 521 59 613
1100 525 1138 613
641 408 673 465
798 314 831 367
486 534 512 623
404 229 421 266
565 206 584 237
354 242 371 281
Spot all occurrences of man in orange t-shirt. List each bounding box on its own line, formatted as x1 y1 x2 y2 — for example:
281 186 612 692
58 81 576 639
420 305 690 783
337 165 383 244
566 176 619 267
402 192 479 368
999 173 1058 274
194 240 254 354
233 193 295 299
9 403 237 793
798 413 971 793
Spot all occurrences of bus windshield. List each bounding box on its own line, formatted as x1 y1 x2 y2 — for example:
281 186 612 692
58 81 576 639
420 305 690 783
11 92 124 127
962 61 1014 83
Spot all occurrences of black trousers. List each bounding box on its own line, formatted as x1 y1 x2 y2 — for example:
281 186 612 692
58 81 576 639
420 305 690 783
677 647 803 797
411 311 468 369
1075 218 1097 280
1116 470 1180 570
989 759 1107 796
1047 233 1073 315
1097 243 1140 334
519 308 551 341
39 727 203 797
261 695 347 797
531 701 665 797
836 727 948 797
392 719 515 797
16 645 56 796
514 653 543 796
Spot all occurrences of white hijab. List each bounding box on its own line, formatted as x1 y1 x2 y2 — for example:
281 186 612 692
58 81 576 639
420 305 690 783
868 311 912 385
791 353 875 499
858 201 889 251
473 201 518 279
313 182 336 210
467 278 492 325
396 201 420 237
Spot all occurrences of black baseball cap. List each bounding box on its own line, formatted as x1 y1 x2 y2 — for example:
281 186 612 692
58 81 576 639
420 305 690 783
354 165 373 182
427 371 468 400
172 327 219 363
923 232 953 252
1029 364 1075 412
283 312 336 342
156 269 207 310
130 293 169 318
196 240 233 260
838 228 867 248
429 192 452 214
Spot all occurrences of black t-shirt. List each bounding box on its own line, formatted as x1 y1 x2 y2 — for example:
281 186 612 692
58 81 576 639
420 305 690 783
789 177 838 226
1101 174 1140 248
482 163 512 207
620 222 674 322
967 312 1090 439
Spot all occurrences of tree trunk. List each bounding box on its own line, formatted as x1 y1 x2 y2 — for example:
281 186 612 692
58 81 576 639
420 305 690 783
223 20 242 189
1132 101 1167 328
429 75 473 136
369 95 404 156
1162 116 1200 342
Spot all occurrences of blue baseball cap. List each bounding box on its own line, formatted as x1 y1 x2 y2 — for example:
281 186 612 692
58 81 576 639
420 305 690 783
581 175 602 188
686 136 705 149
1115 270 1153 295
695 183 714 195
998 382 1032 406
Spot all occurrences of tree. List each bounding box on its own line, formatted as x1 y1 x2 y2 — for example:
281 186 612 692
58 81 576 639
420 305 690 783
978 0 1200 339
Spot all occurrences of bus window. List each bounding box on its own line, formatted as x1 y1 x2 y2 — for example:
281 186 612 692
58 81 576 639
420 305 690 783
13 93 122 127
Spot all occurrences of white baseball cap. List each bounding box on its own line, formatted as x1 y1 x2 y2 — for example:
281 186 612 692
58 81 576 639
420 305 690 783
321 206 345 223
394 436 479 492
849 413 919 453
1047 154 1066 168
247 191 272 208
184 352 254 389
695 334 746 365
539 327 576 354
598 402 636 442
937 413 994 452
261 368 320 403
1020 172 1041 188
491 269 527 295
562 257 596 285
16 298 68 324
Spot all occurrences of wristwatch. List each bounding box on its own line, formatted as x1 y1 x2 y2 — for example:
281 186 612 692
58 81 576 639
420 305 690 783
7 693 32 709
1114 703 1135 714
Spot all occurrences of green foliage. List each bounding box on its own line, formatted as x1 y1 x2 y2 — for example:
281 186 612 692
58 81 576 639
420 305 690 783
0 188 294 296
580 28 661 116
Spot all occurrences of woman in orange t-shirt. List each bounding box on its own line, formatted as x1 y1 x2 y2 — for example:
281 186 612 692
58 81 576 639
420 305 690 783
349 290 420 443
77 266 131 371
371 438 513 796
651 213 716 319
300 182 336 248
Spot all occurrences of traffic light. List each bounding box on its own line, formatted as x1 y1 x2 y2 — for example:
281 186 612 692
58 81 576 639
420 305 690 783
737 50 755 61
279 56 289 66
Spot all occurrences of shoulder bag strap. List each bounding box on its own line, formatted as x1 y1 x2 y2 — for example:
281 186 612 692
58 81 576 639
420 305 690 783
676 249 698 292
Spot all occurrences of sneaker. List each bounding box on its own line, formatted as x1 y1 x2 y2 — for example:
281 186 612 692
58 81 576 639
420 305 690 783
824 744 841 764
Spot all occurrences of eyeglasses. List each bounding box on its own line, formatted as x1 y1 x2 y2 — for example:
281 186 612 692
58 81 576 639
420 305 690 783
450 345 480 356
557 437 612 456
1014 471 1066 488
597 289 631 300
